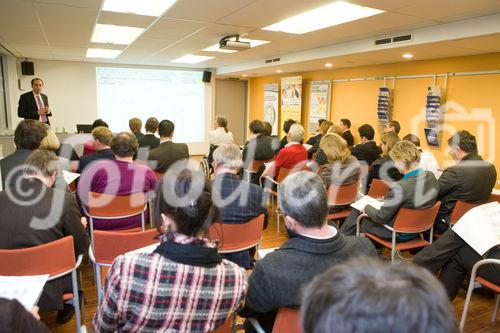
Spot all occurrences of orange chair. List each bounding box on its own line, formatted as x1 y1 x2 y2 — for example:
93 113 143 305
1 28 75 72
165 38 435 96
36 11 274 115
0 236 85 333
208 214 265 253
84 191 148 244
326 181 360 226
248 307 301 333
261 167 292 233
367 179 391 199
243 159 268 183
89 228 160 302
460 258 500 331
450 193 500 227
356 201 441 262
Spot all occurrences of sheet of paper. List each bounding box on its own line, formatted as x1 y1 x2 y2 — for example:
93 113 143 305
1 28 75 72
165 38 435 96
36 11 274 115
419 151 442 179
350 195 383 211
62 170 80 184
302 143 313 151
257 247 278 259
452 202 500 255
125 243 159 256
0 274 49 310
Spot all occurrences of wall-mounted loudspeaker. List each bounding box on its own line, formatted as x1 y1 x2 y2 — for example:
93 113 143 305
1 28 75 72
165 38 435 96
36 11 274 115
21 61 34 76
202 70 212 83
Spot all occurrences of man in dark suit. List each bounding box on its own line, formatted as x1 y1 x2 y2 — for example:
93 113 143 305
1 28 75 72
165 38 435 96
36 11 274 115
0 120 47 189
351 124 382 165
17 78 52 125
148 119 189 173
0 150 89 322
212 144 268 269
138 117 160 150
339 118 354 147
434 130 496 232
76 126 114 173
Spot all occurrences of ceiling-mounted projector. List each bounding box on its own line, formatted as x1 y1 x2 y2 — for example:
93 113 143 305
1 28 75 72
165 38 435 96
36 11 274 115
219 35 250 51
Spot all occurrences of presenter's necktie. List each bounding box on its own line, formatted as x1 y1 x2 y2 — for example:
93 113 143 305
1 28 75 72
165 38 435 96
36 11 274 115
36 95 47 123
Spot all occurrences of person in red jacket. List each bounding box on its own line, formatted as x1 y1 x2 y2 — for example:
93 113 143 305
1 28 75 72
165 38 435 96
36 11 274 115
267 123 308 179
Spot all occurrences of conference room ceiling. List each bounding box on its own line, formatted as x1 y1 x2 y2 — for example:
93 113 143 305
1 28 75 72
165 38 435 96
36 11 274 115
0 0 500 75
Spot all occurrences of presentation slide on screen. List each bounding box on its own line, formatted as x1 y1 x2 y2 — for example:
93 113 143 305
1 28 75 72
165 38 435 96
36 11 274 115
96 67 205 143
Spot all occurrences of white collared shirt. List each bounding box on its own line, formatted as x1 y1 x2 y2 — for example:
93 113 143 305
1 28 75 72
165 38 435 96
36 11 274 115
209 127 234 145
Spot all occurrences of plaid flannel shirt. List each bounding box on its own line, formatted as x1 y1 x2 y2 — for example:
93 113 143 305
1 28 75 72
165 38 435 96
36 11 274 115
93 234 248 332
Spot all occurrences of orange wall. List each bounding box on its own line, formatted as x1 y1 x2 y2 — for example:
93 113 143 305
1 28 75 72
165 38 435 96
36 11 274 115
248 53 500 189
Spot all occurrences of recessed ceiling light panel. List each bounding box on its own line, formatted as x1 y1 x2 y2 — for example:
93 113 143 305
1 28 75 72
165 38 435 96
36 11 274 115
325 63 333 67
263 1 384 34
402 53 414 59
102 0 177 17
86 48 122 58
91 24 144 45
171 55 215 64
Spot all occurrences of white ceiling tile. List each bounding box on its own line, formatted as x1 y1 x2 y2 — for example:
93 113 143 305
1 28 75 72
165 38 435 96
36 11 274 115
443 36 500 52
0 0 40 27
32 0 102 9
0 26 47 44
118 38 176 61
181 23 255 44
35 4 98 47
8 42 52 58
165 0 255 23
98 11 156 28
52 55 84 61
141 17 207 40
50 46 86 57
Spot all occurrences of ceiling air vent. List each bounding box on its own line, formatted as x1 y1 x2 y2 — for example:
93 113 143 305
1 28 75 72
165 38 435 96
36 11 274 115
265 58 273 63
374 37 391 46
392 34 412 43
272 57 280 62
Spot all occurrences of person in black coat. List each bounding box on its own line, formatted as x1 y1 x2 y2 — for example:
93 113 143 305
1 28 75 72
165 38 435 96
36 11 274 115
351 124 382 166
148 120 189 173
434 130 497 232
17 78 52 125
367 132 403 190
339 118 355 147
0 298 50 333
138 117 160 150
306 118 326 147
278 119 296 151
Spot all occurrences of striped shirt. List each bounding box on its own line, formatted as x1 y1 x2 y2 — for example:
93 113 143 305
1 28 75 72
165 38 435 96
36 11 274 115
93 235 247 332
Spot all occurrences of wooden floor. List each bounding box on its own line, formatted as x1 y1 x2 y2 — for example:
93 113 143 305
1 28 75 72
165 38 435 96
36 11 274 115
41 209 498 333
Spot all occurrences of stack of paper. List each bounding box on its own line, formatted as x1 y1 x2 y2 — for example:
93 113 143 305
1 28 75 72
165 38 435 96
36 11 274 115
0 274 49 310
452 202 500 255
350 195 383 211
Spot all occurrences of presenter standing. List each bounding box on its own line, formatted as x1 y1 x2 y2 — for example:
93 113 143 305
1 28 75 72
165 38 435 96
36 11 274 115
18 78 52 125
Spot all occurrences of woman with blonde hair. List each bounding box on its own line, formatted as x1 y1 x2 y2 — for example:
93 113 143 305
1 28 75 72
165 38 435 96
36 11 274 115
39 125 79 166
367 132 403 190
319 133 360 187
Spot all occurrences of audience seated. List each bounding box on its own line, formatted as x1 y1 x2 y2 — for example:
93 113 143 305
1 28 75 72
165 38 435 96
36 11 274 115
266 123 308 179
93 169 247 332
76 126 114 173
82 119 109 156
211 144 268 269
79 132 157 231
341 141 438 241
239 171 376 332
39 125 79 162
384 120 401 134
128 117 143 140
148 119 189 173
0 149 89 322
350 124 382 165
262 121 274 137
209 115 234 145
305 118 326 146
0 298 50 333
318 133 360 187
308 120 332 158
138 117 160 150
339 118 355 147
301 258 458 333
367 132 403 189
0 119 47 189
434 130 496 233
327 124 343 135
415 229 500 300
278 118 296 151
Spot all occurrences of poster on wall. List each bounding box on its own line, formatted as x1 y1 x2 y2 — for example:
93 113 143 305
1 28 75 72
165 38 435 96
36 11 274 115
264 83 279 135
308 81 331 133
281 76 302 129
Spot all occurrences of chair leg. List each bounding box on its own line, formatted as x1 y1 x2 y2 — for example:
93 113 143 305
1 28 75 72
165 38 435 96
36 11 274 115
72 270 82 333
492 293 499 323
95 264 102 304
460 277 477 331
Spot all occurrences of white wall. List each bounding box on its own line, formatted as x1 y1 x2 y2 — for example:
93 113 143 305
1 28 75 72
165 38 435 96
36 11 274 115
4 57 214 154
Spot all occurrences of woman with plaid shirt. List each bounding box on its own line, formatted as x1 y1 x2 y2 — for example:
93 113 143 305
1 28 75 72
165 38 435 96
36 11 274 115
94 170 248 332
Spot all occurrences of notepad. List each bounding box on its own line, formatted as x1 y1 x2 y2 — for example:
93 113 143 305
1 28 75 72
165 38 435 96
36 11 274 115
452 202 500 256
62 170 80 184
0 274 49 310
350 195 383 211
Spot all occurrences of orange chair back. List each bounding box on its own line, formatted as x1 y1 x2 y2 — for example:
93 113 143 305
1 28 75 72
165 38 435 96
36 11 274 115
368 179 391 199
208 214 264 252
88 192 147 218
93 228 160 265
327 181 360 206
210 315 233 333
276 167 291 183
450 201 483 225
272 308 301 333
0 236 75 277
393 201 441 233
247 160 265 173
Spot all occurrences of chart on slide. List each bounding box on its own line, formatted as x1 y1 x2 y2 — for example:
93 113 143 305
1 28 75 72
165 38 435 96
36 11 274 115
96 67 205 143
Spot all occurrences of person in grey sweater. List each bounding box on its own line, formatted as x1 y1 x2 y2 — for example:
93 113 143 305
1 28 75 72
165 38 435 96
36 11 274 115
239 171 377 333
